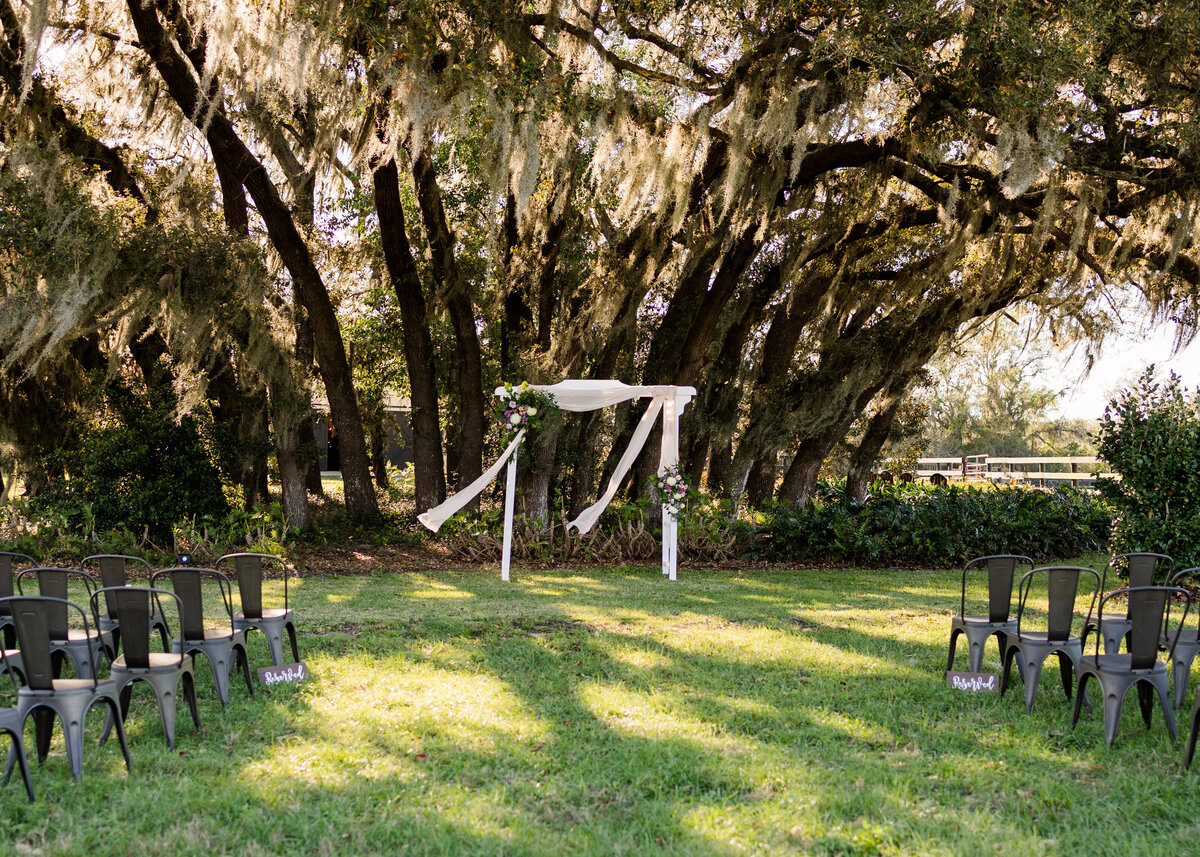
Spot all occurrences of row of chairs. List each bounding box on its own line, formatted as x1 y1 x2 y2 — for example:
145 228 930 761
946 553 1200 763
0 551 300 800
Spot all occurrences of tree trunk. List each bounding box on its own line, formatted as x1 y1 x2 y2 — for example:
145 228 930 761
410 148 484 495
517 417 563 526
845 381 909 503
371 157 446 511
126 0 378 519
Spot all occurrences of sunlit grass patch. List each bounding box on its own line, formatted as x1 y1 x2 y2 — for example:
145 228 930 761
2 564 1199 856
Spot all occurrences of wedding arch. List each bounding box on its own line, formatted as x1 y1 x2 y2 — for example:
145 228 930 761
419 380 697 581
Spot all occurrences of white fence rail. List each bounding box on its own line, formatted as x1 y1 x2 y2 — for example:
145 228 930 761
913 456 1117 486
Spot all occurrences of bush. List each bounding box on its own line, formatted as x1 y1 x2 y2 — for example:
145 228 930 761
33 382 228 546
1095 369 1200 567
754 480 1111 565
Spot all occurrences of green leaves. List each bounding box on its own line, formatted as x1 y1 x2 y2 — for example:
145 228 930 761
1095 368 1200 567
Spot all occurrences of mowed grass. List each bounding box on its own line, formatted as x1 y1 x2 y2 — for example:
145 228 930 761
2 564 1199 856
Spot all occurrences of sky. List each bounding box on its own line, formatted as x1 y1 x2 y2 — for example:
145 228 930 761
1052 324 1200 420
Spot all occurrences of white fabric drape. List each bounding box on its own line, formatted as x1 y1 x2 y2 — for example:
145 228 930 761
418 380 696 579
418 429 525 533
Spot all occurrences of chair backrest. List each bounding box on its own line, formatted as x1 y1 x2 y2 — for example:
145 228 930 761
1017 566 1100 643
216 553 289 620
1169 568 1200 642
16 569 97 639
90 586 183 670
151 567 235 641
0 596 98 691
0 552 37 615
1097 586 1190 670
1102 552 1173 590
82 555 153 620
960 555 1033 622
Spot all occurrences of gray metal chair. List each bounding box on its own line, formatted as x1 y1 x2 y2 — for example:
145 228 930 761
151 567 254 707
216 553 300 666
91 587 201 749
1185 683 1200 769
1072 585 1188 746
82 554 158 656
0 647 34 800
0 595 131 782
1163 567 1200 708
947 554 1032 674
1000 565 1100 713
16 568 113 679
1082 553 1173 654
0 552 37 648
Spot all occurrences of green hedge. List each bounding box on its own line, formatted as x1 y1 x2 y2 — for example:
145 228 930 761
750 481 1112 565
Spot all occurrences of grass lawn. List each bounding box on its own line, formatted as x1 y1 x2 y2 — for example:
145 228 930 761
1 562 1198 856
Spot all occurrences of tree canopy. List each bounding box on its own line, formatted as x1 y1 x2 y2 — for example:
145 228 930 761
1 0 1198 524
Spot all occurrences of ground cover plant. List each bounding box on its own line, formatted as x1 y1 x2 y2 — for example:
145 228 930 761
2 562 1198 856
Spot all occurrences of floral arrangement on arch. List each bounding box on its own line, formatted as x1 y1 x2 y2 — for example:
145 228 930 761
497 382 559 440
649 464 689 516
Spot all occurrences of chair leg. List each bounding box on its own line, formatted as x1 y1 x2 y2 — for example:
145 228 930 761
1172 653 1195 709
1137 681 1155 729
265 626 285 667
1058 652 1075 701
237 644 255 698
1156 676 1178 741
33 707 54 765
3 733 33 801
1186 700 1200 768
102 694 132 772
182 671 201 732
1102 685 1127 746
1023 655 1045 714
287 623 300 664
946 628 961 673
1071 673 1092 729
100 681 134 749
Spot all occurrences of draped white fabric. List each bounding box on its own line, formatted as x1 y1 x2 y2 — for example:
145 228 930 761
418 380 696 579
417 429 526 533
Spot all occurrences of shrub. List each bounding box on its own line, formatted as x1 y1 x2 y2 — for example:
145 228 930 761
754 481 1111 565
33 382 228 546
1095 369 1200 567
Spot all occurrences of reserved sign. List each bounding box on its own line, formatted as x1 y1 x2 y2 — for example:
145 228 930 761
258 662 310 686
945 671 998 692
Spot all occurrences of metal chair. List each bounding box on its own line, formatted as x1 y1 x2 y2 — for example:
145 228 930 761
1082 553 1173 654
1162 567 1200 708
0 595 131 782
150 567 254 707
81 554 159 656
1000 565 1100 713
947 554 1032 674
91 587 201 749
0 647 34 800
15 568 112 679
1185 683 1200 769
216 553 300 666
1072 585 1188 746
0 552 37 648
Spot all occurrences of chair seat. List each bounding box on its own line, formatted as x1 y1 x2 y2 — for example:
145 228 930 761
955 616 1016 630
24 677 116 694
61 628 104 643
1011 631 1078 646
235 608 292 622
112 652 190 670
1080 654 1165 677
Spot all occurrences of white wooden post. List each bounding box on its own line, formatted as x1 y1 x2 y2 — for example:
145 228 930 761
501 447 519 582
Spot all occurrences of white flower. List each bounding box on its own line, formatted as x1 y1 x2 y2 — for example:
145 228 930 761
526 406 537 416
666 476 678 486
509 414 522 426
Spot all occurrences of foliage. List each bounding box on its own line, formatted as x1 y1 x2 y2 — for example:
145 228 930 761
753 481 1111 565
1095 369 1200 567
30 382 229 545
